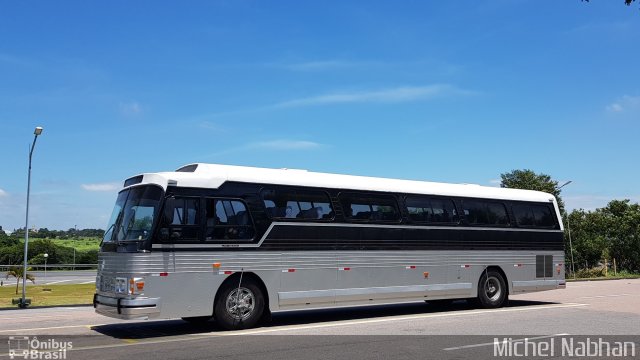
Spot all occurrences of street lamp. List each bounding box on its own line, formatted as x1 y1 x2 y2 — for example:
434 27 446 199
559 180 572 189
558 180 576 279
19 126 43 308
43 253 48 283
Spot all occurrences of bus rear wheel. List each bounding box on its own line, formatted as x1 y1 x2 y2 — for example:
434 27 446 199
214 278 265 330
476 270 507 308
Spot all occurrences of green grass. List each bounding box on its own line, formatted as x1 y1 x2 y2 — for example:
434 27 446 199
566 269 640 282
0 283 95 308
13 237 101 252
50 237 100 252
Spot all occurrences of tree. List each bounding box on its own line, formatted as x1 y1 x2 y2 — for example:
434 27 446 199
601 200 640 272
500 169 566 213
566 209 609 270
566 199 640 273
583 0 636 5
0 230 18 247
6 266 36 295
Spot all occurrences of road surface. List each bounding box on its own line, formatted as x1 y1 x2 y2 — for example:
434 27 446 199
0 270 97 286
0 279 638 359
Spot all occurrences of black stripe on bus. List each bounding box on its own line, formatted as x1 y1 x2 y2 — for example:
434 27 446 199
153 224 563 252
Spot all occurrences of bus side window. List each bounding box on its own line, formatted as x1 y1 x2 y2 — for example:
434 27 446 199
533 206 555 227
463 200 509 226
513 203 555 228
340 192 400 222
160 197 201 242
261 188 334 221
406 196 458 224
205 199 255 241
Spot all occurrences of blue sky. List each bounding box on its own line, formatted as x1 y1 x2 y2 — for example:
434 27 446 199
1 1 639 232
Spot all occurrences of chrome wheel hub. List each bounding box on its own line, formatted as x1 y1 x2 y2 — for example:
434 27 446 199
485 277 502 301
226 287 255 320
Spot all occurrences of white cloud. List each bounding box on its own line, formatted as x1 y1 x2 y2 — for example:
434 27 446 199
81 182 121 192
606 95 640 113
606 103 623 112
0 188 8 197
273 84 472 108
488 179 501 186
247 140 321 150
119 101 143 116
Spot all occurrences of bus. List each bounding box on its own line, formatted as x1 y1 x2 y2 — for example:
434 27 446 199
94 163 565 330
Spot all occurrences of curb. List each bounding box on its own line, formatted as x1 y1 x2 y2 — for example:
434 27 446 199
566 276 640 282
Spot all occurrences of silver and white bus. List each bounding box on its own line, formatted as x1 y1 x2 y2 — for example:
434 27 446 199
94 163 565 329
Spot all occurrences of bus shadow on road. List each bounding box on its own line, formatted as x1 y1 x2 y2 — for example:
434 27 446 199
91 299 558 339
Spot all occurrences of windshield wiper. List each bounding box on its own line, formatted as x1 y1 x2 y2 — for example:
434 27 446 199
117 210 138 244
100 210 124 246
100 223 115 246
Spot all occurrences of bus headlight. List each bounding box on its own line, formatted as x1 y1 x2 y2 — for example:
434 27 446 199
115 277 128 294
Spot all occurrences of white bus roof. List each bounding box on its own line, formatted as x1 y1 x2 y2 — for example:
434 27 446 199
131 163 557 204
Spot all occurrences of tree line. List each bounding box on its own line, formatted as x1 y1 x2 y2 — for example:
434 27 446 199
3 227 104 240
502 169 640 274
0 228 102 266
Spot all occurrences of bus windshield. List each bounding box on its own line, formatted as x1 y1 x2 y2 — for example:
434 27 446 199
102 185 163 244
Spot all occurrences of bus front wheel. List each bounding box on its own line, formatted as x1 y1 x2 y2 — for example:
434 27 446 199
214 278 265 330
475 270 507 308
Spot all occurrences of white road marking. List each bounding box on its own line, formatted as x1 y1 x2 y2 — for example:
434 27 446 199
80 280 96 284
0 324 109 333
0 303 590 356
205 303 588 336
0 308 90 321
577 293 633 300
442 333 570 351
0 302 587 336
0 314 79 321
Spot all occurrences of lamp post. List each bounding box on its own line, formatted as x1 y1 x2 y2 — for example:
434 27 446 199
559 180 576 280
19 126 43 308
43 253 48 283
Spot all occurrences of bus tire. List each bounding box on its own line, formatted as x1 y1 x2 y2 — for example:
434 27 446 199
214 278 265 330
476 270 507 308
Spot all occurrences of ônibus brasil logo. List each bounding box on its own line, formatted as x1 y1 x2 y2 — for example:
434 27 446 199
8 336 72 359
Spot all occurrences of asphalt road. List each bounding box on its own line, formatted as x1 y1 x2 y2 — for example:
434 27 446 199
0 279 639 360
0 270 97 286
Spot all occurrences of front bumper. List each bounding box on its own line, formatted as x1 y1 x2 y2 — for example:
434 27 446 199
94 293 161 320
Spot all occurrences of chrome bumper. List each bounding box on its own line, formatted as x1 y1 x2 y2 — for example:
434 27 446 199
94 293 160 320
